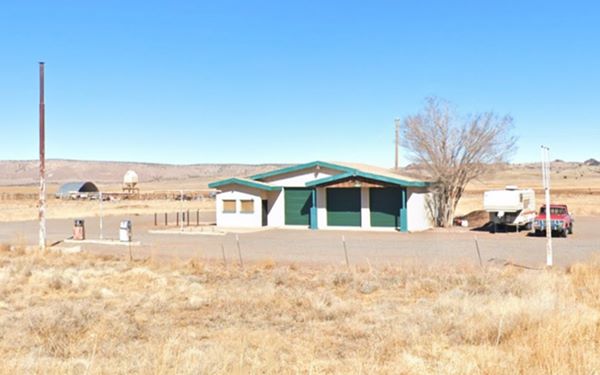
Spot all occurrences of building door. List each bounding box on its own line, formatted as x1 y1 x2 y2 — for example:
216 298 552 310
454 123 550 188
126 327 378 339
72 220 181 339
284 188 312 226
370 187 403 228
326 188 361 227
261 200 268 226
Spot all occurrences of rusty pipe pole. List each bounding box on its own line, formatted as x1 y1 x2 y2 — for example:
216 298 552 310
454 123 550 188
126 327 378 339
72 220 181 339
39 62 46 252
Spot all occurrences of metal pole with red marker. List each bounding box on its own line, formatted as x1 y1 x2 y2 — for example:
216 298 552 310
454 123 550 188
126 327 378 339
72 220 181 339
39 62 46 252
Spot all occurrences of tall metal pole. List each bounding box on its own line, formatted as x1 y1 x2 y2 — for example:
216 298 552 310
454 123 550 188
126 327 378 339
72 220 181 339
39 62 46 252
541 145 552 267
394 118 400 170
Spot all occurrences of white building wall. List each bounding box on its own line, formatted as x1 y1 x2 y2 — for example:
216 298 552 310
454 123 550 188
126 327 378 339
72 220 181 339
406 188 434 232
215 188 265 228
316 187 327 229
360 187 370 228
267 190 285 227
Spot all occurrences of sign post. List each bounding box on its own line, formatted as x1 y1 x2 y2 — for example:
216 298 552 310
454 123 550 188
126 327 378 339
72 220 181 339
541 145 552 267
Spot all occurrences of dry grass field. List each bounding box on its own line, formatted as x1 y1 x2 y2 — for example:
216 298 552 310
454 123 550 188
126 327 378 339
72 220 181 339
0 198 214 223
1 247 600 374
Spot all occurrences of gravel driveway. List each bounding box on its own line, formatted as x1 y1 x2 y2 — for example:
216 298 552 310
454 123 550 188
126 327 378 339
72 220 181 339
1 213 599 268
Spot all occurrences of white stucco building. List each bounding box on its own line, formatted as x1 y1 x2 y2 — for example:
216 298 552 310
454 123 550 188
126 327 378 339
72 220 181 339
209 161 433 232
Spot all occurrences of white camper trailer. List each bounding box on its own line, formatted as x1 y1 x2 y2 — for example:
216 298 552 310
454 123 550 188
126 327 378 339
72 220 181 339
483 186 536 233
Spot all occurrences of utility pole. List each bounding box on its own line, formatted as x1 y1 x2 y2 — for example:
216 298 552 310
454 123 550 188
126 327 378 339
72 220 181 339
39 62 46 252
394 118 400 170
541 145 552 267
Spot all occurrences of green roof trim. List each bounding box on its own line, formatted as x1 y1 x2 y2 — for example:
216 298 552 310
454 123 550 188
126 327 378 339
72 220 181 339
250 161 355 181
305 171 430 188
208 178 281 191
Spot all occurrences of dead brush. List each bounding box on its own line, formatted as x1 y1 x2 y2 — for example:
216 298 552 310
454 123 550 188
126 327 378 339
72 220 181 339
258 259 276 270
26 303 98 358
2 251 600 374
186 258 206 275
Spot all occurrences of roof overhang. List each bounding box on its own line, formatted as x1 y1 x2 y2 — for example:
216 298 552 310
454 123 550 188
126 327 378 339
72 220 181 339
208 178 281 191
305 171 430 188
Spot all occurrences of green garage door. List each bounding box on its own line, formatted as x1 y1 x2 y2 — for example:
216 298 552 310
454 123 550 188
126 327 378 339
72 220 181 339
327 188 361 227
284 188 313 226
370 187 403 228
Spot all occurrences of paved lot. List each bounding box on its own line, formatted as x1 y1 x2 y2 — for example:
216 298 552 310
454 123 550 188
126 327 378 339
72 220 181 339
1 213 599 268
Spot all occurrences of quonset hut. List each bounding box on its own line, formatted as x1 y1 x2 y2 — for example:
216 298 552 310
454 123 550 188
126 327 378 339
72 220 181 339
55 181 99 199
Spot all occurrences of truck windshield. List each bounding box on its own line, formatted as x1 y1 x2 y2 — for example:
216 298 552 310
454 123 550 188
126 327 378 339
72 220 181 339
540 207 566 215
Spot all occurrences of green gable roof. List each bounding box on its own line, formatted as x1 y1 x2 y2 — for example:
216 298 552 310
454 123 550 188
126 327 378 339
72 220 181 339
305 170 430 188
250 161 355 181
208 178 281 191
209 161 430 191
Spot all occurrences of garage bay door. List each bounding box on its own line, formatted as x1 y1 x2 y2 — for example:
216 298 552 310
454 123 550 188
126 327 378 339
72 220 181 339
370 187 403 228
284 188 312 226
327 188 361 227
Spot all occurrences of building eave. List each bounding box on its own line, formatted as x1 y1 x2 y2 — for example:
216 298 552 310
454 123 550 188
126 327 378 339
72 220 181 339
305 171 430 188
208 178 281 191
250 161 355 181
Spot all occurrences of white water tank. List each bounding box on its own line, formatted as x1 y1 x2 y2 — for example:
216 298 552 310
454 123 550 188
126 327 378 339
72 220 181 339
123 170 139 186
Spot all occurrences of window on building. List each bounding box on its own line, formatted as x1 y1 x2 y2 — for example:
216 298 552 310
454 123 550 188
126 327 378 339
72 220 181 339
223 200 236 213
240 199 254 213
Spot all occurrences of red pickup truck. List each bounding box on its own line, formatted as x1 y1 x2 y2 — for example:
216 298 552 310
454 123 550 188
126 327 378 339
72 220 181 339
533 204 574 237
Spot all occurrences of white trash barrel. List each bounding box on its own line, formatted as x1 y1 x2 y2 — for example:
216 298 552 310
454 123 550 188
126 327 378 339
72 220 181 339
119 220 132 242
73 219 85 240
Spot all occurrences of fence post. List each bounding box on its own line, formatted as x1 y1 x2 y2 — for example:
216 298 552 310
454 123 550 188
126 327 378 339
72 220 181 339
154 213 157 226
164 212 168 226
342 235 349 268
196 210 199 226
475 237 483 268
187 210 190 227
236 234 244 268
176 212 179 227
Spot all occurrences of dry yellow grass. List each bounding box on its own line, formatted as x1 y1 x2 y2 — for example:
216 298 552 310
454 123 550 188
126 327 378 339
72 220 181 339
0 249 599 374
0 199 214 222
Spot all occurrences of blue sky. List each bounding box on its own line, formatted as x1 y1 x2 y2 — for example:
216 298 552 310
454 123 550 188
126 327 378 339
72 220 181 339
1 1 598 166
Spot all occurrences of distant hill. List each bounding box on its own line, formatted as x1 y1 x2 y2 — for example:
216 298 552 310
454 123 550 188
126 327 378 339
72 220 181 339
1 159 599 188
0 159 289 186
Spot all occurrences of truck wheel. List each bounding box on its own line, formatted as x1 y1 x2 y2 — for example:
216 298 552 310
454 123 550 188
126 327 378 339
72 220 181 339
568 225 573 235
562 229 568 238
534 230 542 236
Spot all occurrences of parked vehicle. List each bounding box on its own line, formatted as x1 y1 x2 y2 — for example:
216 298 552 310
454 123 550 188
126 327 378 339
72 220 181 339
533 204 574 238
483 186 536 233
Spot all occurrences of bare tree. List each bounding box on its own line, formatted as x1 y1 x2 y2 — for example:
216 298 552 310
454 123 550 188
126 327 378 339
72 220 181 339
402 97 516 227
